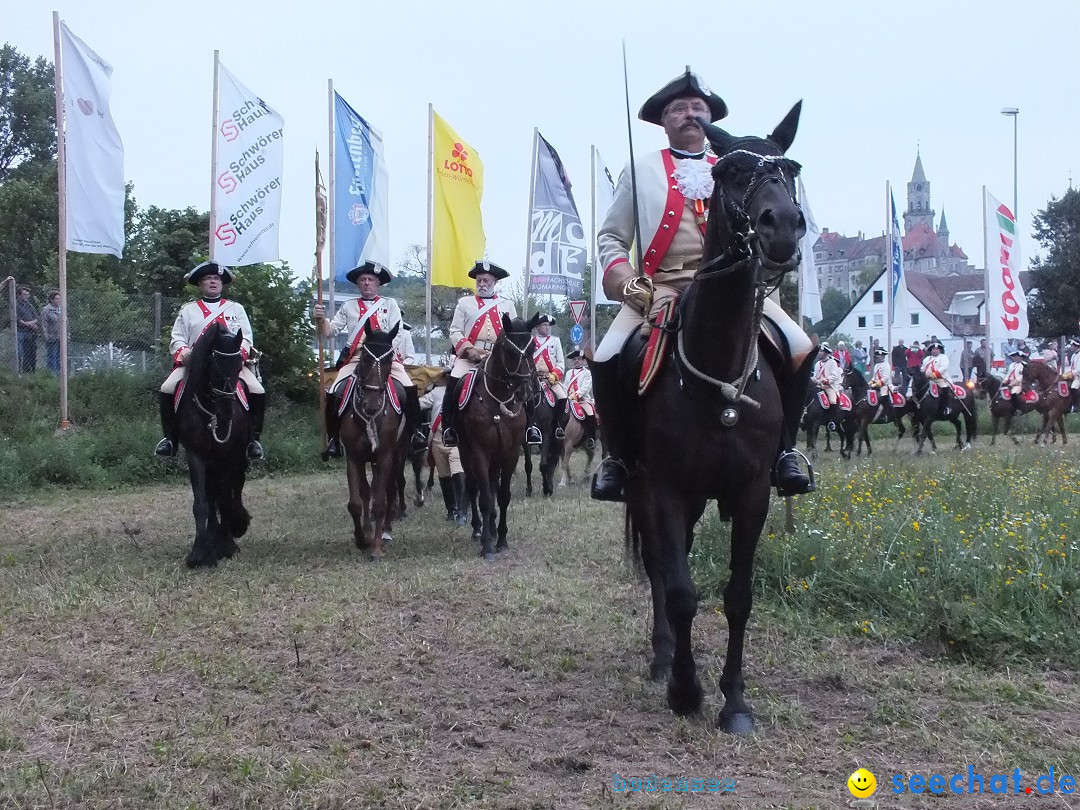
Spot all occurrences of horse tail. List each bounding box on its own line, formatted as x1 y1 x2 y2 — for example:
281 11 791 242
623 506 646 580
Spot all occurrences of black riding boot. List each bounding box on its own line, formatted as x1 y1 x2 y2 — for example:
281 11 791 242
404 386 427 450
438 476 455 520
322 390 342 459
554 398 567 440
154 392 178 457
773 351 818 496
441 377 461 447
590 358 632 502
584 414 598 450
247 393 265 460
524 395 542 445
451 472 467 526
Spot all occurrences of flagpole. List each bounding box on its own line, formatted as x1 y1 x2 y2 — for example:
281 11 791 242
425 103 434 364
210 50 220 261
52 11 70 429
885 181 892 353
981 185 991 358
327 79 336 318
523 128 538 320
315 150 327 449
589 145 597 356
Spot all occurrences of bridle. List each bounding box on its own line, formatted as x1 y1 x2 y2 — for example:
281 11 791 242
480 331 533 418
193 348 242 444
351 341 395 421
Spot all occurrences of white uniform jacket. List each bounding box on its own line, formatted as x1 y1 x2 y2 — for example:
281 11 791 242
1003 361 1025 392
532 335 565 380
169 297 254 362
921 354 950 388
394 329 417 365
1066 351 1080 389
565 366 593 401
814 356 843 390
449 295 518 356
869 360 893 389
419 385 446 425
326 296 402 362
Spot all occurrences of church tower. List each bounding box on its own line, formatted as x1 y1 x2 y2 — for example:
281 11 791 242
937 208 949 245
904 152 935 233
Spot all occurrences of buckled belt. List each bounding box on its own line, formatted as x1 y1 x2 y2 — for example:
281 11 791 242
475 340 496 351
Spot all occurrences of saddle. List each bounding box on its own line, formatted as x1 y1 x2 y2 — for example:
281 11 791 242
538 378 557 407
336 377 404 417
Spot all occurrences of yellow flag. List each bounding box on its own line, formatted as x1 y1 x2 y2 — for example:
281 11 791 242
431 110 485 288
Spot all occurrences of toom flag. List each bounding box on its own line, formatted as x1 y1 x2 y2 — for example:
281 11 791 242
430 110 485 288
333 92 390 284
983 188 1029 342
59 22 125 256
796 177 822 323
212 62 284 266
528 132 586 297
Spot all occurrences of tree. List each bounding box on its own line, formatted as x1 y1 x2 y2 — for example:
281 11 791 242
812 286 851 337
1027 187 1080 337
386 243 466 351
0 45 55 182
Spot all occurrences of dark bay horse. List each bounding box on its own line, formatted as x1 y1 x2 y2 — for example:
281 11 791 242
909 368 976 453
802 384 849 460
1025 361 1072 445
976 373 1036 444
522 379 562 497
622 104 807 733
339 322 406 561
851 379 918 455
175 322 251 568
459 312 540 559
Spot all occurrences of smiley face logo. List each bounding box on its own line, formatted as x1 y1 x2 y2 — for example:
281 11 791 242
847 768 877 798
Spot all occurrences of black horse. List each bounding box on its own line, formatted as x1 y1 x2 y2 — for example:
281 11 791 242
174 322 252 568
802 384 849 460
618 104 809 733
523 380 563 497
909 367 976 452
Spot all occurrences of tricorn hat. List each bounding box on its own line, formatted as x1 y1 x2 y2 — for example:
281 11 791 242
537 314 556 326
468 260 509 280
567 348 583 359
639 68 728 126
873 346 888 356
927 341 945 351
1008 348 1029 359
818 342 833 354
346 261 393 286
1068 337 1080 347
186 260 233 285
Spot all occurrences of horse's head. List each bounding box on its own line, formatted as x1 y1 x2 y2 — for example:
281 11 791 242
493 312 539 383
1023 359 1054 388
701 102 806 269
204 325 245 433
844 364 867 393
354 321 398 418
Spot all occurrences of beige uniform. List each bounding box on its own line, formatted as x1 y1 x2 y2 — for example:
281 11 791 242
921 353 950 393
161 298 263 394
565 366 595 416
594 148 812 365
1003 361 1025 394
869 360 893 392
533 334 566 398
394 328 417 366
1063 351 1080 390
325 296 413 392
448 294 518 377
419 385 463 476
814 355 843 404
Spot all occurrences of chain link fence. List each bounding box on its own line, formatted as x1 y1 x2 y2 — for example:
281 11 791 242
0 278 182 377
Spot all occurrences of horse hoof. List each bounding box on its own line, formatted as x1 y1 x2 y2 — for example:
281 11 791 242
185 551 217 569
666 678 704 716
717 710 755 735
482 551 497 562
369 554 382 563
472 531 482 541
382 531 393 544
495 541 508 553
649 661 672 682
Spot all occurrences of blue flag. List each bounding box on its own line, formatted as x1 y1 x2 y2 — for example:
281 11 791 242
889 190 905 324
334 93 390 283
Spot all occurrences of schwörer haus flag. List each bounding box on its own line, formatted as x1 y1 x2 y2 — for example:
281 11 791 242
333 92 390 284
528 132 586 297
797 177 822 323
59 22 125 256
984 188 1029 342
212 63 284 266
431 110 485 288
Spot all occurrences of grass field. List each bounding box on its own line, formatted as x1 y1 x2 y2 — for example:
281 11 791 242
2 443 1080 808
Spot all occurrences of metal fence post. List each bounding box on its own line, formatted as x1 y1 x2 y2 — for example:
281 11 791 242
153 292 161 353
7 280 16 373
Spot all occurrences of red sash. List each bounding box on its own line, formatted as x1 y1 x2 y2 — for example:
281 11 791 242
533 337 562 378
466 296 503 346
345 298 384 361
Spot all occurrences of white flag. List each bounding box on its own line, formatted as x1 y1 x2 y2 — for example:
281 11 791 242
212 62 284 266
983 188 1029 343
592 148 619 306
797 178 822 323
59 22 124 257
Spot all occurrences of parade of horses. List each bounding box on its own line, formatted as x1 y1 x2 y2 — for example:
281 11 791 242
4 5 1080 806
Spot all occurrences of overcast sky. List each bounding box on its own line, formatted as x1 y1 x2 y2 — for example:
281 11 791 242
7 0 1079 287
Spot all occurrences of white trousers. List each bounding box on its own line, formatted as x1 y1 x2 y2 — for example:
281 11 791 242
161 365 263 395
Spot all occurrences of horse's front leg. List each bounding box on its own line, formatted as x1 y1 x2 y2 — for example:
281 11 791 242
346 456 369 551
466 475 482 540
523 444 534 497
210 465 238 560
495 457 515 552
717 477 770 734
953 414 963 449
185 457 217 568
369 459 389 561
476 467 497 560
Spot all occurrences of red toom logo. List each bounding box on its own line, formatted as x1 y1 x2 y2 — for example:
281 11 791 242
444 142 473 177
215 222 237 246
995 204 1020 331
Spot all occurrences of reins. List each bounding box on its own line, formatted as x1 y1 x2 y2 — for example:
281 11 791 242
192 348 243 444
349 341 397 449
478 333 533 418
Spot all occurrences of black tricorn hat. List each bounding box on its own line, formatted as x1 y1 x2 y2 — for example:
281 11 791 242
567 348 583 359
186 260 233 285
537 314 556 326
346 261 393 285
873 346 888 356
639 68 728 126
468 260 509 280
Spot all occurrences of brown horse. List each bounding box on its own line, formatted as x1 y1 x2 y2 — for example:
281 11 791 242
339 322 405 561
975 373 1038 444
908 367 976 453
459 312 540 560
850 373 918 455
1025 361 1072 444
618 105 807 733
558 410 599 486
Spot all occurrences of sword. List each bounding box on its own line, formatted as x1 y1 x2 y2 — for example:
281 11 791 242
622 40 644 278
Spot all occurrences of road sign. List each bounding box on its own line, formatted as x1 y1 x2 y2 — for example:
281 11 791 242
570 323 584 344
569 300 587 324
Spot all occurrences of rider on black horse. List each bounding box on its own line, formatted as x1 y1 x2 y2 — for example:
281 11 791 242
588 69 816 502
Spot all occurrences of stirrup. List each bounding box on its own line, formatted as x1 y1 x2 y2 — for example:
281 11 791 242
154 437 176 458
247 440 264 461
442 427 459 448
584 438 596 450
525 426 542 445
591 457 628 502
411 430 428 450
772 448 816 496
322 438 342 460
554 426 566 440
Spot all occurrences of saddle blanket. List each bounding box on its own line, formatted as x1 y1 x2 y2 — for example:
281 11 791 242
1059 381 1071 398
891 391 906 407
569 401 590 421
951 383 968 400
817 391 852 411
458 369 478 409
867 389 878 407
639 298 678 395
336 378 402 416
174 379 249 411
541 382 556 407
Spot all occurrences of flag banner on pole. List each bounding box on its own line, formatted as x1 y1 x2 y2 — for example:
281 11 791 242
983 188 1029 342
212 63 284 266
889 189 907 324
592 149 619 306
333 92 390 283
431 110 485 288
59 22 125 257
528 133 585 297
797 178 822 324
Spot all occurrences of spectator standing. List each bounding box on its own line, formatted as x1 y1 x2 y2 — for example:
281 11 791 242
960 340 974 382
906 341 924 376
39 291 62 375
835 341 852 370
891 339 908 387
15 286 38 373
852 340 868 376
974 338 993 377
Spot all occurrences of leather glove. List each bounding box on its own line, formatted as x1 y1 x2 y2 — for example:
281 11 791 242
461 345 484 363
547 373 558 385
621 276 654 316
